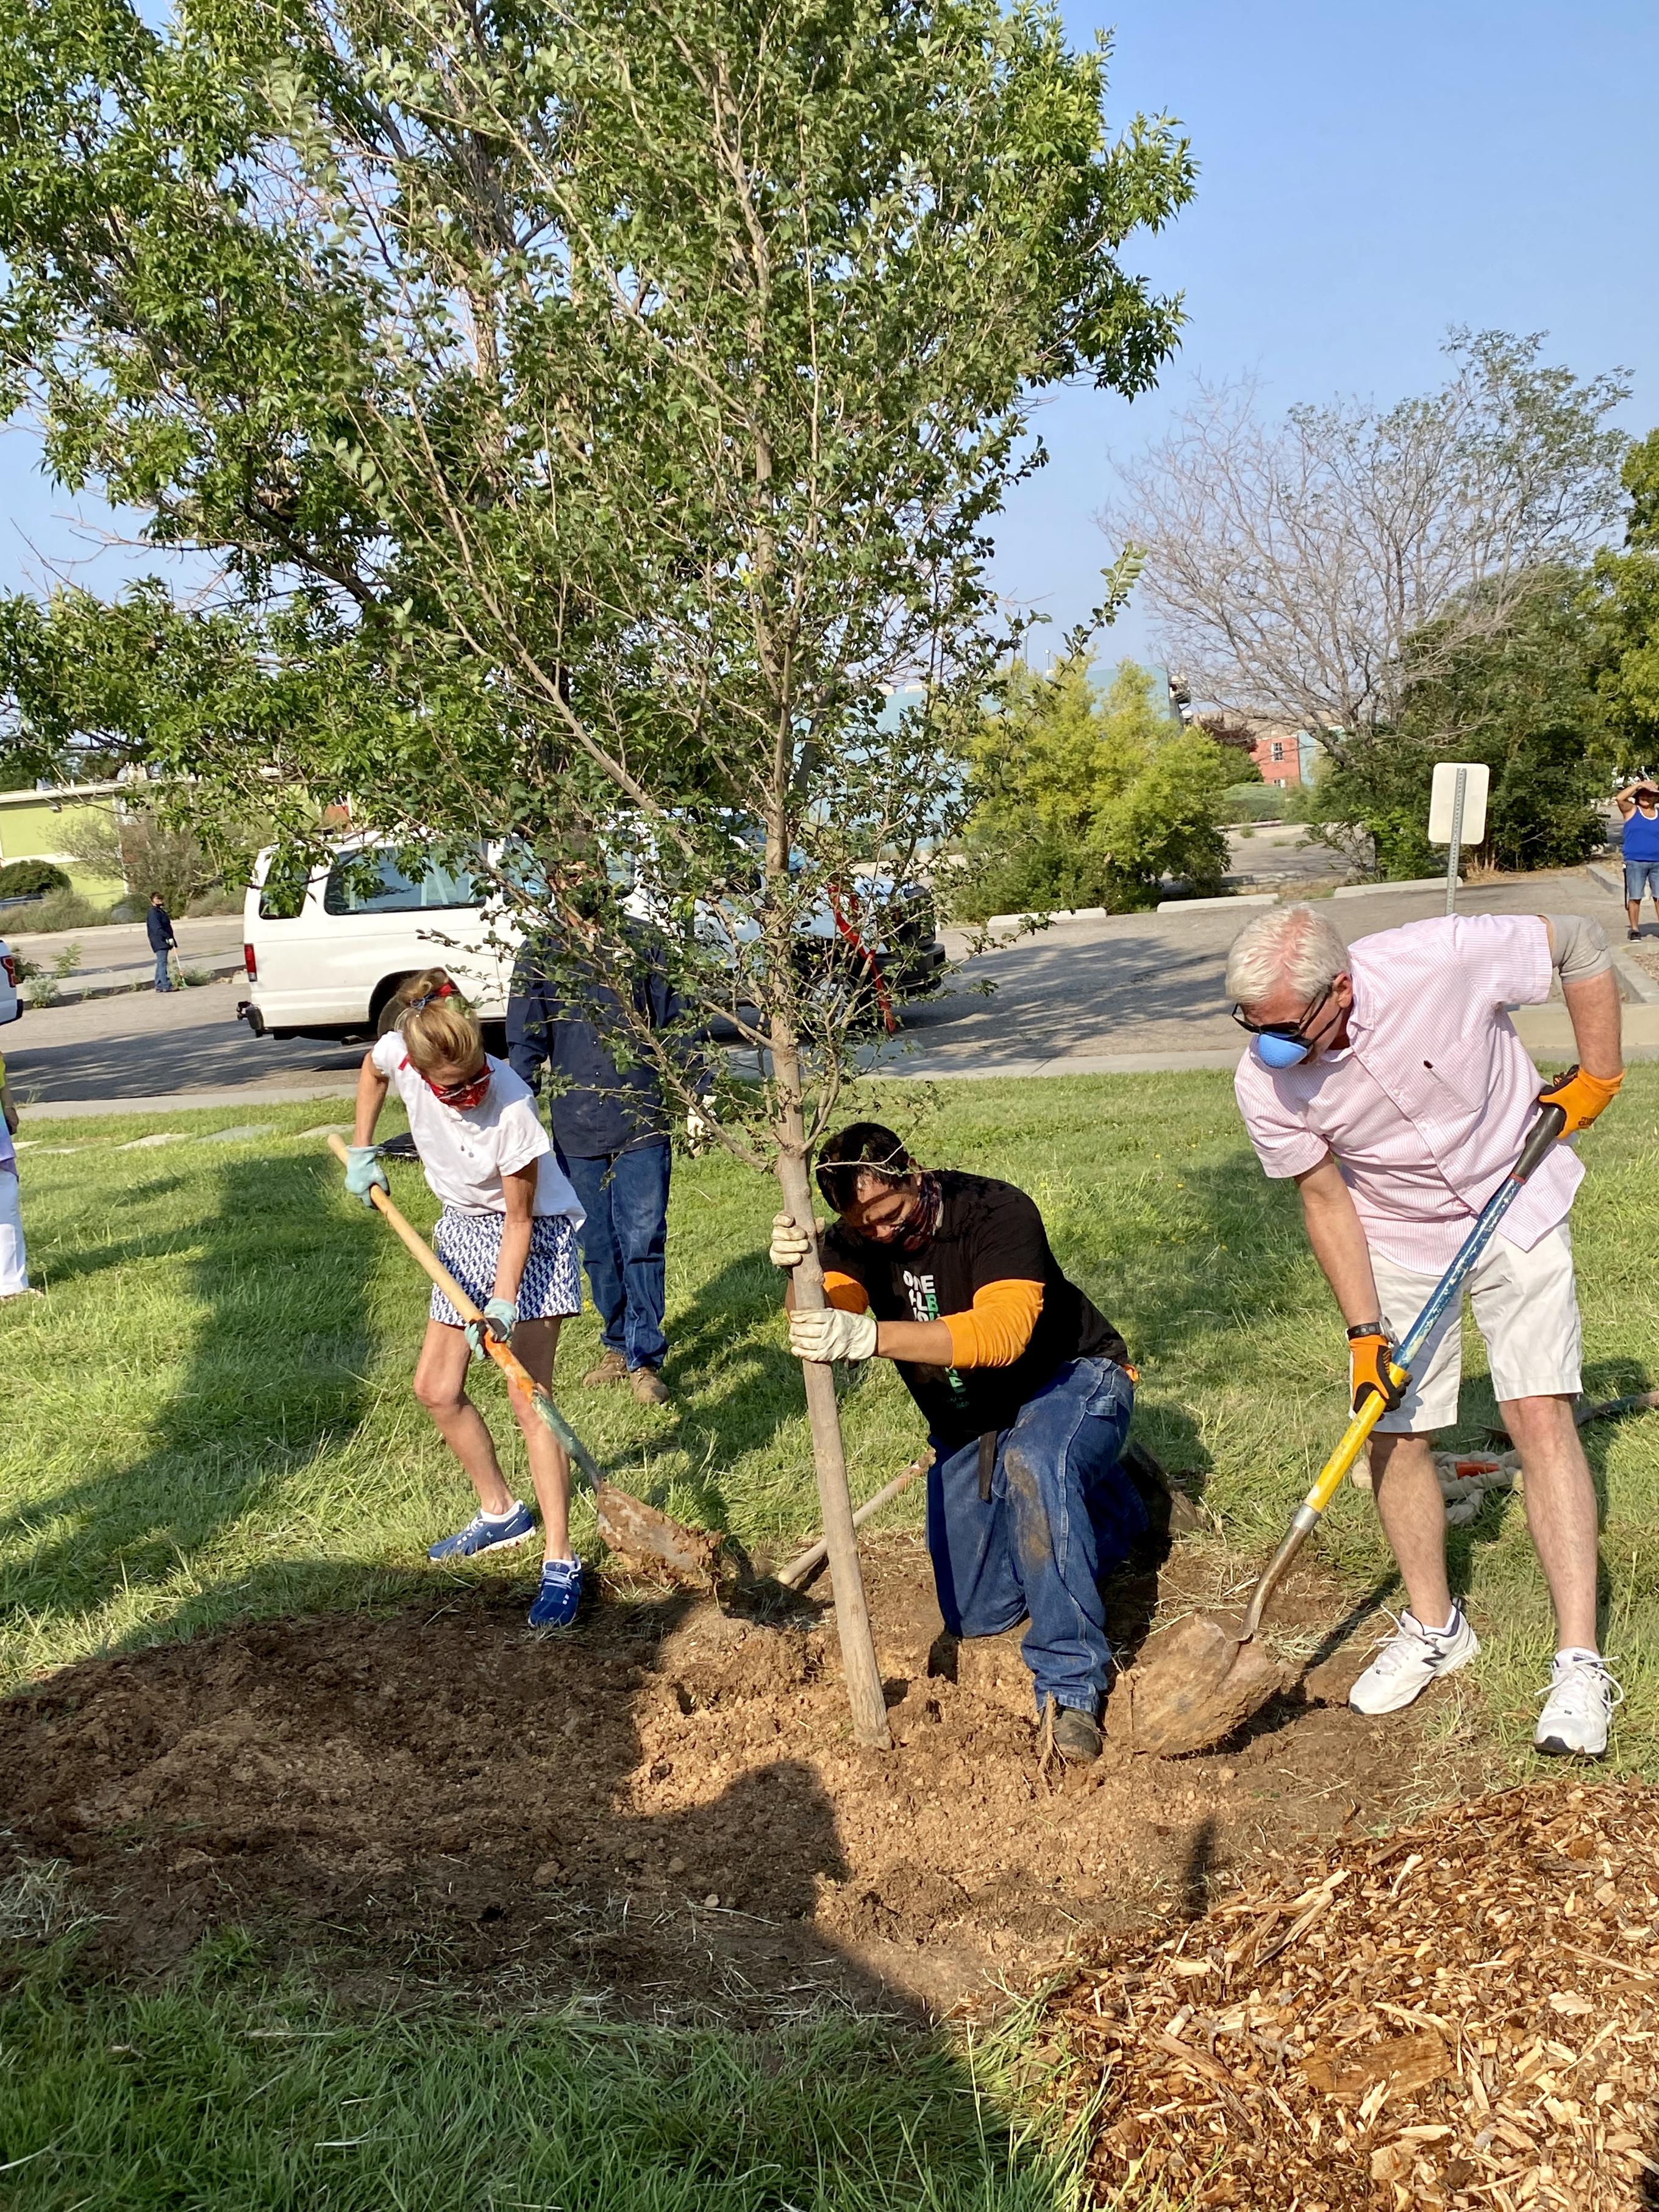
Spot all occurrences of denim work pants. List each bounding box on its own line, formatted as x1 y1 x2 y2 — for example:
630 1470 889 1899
153 949 173 991
563 1141 671 1371
927 1357 1143 1718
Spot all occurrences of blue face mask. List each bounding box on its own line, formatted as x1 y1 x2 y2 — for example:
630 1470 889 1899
1254 1030 1313 1069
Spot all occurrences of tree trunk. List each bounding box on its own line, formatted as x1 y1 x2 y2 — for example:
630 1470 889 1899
772 1143 892 1751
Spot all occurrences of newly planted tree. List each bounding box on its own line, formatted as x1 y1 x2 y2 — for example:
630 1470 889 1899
0 0 1194 1740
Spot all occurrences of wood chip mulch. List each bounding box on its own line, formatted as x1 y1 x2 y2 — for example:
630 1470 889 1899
1041 1781 1659 2211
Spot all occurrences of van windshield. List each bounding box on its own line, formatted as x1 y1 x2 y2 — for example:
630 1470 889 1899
323 851 478 916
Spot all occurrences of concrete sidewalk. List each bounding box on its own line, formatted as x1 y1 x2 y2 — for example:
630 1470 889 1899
3 914 245 1004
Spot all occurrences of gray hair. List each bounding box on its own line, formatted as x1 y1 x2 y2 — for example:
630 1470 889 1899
1226 902 1350 1010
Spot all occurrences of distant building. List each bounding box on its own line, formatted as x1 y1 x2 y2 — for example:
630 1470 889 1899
1252 722 1304 787
1186 706 1315 788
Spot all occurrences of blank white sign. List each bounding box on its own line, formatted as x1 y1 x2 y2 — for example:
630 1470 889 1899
1428 762 1490 846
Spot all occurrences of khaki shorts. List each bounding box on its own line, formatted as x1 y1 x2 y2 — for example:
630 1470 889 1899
1369 1222 1582 1435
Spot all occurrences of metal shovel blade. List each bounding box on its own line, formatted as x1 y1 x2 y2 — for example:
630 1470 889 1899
1121 1611 1288 1758
593 1479 730 1589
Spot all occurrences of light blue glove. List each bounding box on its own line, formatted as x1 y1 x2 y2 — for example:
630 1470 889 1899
466 1296 519 1360
344 1144 390 1207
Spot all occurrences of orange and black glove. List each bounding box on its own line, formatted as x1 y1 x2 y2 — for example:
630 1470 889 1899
1347 1324 1403 1416
1536 1064 1623 1139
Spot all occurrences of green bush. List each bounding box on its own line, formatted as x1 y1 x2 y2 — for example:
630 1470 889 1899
1223 782 1288 822
1300 571 1610 877
952 658 1232 920
27 887 107 931
0 857 70 899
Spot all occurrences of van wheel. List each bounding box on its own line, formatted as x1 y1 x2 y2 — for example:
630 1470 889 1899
371 976 416 1036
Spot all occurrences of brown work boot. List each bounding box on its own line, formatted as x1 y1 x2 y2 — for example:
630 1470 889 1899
582 1349 628 1389
629 1365 671 1407
1052 1706 1104 1765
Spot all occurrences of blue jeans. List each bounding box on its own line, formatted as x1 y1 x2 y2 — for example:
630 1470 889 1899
927 1357 1143 1718
1625 860 1659 904
153 948 173 991
564 1142 671 1371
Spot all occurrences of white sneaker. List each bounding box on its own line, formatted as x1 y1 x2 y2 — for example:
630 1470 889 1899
1535 1655 1622 1760
1349 1607 1480 1716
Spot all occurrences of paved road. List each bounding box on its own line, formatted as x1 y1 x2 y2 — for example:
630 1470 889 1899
887 865 1658 1078
3 976 366 1108
5 866 1653 1113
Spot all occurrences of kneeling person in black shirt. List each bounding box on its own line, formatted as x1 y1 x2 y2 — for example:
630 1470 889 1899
772 1122 1145 1764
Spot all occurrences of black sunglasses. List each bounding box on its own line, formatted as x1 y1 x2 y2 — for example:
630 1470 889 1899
1230 979 1337 1043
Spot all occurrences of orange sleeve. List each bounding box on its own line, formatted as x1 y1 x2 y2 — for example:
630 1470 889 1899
943 1279 1043 1368
823 1269 871 1315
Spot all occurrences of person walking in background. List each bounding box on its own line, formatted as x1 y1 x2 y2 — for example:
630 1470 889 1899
146 891 177 991
508 890 708 1409
0 1045 32 1298
1615 778 1659 940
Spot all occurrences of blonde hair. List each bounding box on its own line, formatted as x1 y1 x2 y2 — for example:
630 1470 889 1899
393 968 484 1074
1225 902 1349 1010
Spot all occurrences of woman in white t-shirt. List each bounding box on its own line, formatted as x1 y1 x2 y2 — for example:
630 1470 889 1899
345 968 588 1627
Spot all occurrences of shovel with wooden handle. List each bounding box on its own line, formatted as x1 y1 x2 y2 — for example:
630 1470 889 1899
1122 1102 1568 1757
327 1134 727 1587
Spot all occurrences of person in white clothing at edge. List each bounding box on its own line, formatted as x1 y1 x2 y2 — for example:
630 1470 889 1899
1227 902 1624 1758
344 968 589 1628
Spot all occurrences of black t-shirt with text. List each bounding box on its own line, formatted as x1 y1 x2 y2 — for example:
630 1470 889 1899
820 1171 1127 1452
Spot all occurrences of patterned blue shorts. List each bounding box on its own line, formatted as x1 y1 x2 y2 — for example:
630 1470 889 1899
429 1208 582 1328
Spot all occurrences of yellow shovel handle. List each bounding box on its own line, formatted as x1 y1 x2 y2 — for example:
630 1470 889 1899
1301 1360 1410 1515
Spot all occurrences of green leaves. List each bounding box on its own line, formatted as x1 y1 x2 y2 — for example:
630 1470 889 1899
0 0 1196 1152
955 656 1230 918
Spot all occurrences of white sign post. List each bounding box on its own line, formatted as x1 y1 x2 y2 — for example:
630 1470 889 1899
1428 762 1490 916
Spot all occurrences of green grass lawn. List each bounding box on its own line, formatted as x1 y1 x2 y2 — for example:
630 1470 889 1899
2 1069 1658 2207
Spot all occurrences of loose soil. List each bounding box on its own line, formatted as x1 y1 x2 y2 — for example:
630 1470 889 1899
0 1536 1469 2027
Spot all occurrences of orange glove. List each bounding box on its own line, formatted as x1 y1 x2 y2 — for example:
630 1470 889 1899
1536 1064 1624 1138
1348 1326 1403 1416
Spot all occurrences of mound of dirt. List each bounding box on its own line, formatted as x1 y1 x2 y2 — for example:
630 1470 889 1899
0 1538 1461 2025
1042 1782 1659 2210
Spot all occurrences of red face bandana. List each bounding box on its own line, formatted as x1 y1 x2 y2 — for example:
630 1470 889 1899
424 1065 491 1111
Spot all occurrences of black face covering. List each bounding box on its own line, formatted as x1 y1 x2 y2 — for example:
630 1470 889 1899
894 1172 942 1252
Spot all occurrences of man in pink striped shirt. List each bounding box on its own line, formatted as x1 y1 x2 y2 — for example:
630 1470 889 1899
1229 904 1624 1757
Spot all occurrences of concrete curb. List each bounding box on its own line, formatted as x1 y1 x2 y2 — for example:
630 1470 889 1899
1154 892 1275 915
983 905 1110 928
15 1078 360 1119
1332 877 1461 899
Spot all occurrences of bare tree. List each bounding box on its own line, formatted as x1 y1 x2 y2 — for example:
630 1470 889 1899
1105 330 1630 759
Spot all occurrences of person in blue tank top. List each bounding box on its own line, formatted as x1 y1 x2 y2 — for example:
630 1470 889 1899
1616 779 1659 939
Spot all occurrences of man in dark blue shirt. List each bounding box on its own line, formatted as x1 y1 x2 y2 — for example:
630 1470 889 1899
145 893 177 992
507 928 704 1406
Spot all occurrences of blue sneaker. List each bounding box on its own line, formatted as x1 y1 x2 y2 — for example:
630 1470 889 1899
427 1502 536 1561
529 1557 583 1629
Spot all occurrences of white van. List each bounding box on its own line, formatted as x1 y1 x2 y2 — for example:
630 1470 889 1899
0 937 20 1027
238 840 519 1044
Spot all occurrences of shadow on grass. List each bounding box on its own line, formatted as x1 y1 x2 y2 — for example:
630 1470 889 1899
651 1250 817 1530
0 1151 388 1655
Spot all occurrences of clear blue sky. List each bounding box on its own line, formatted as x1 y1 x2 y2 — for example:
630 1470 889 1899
1 1 1655 661
994 0 1659 663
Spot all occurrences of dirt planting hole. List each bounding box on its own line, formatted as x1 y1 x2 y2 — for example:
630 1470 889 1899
0 1538 1460 2026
